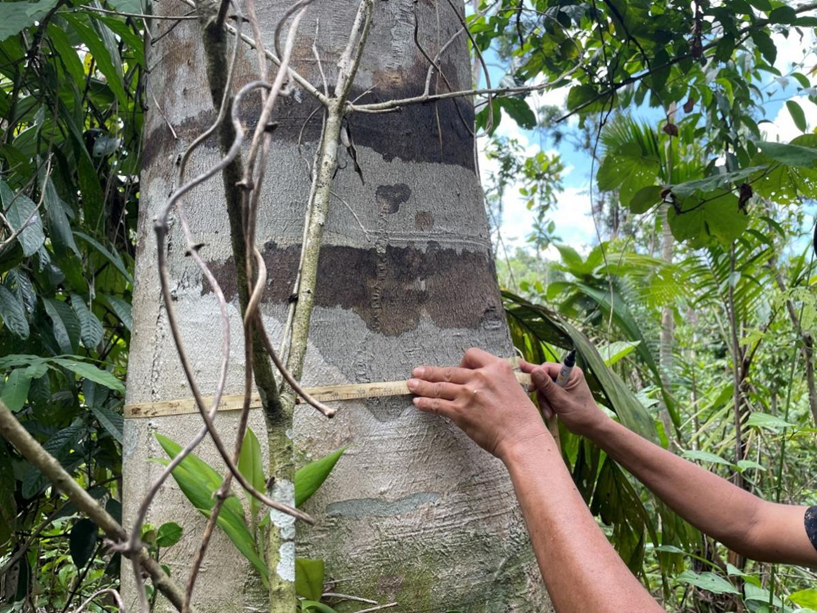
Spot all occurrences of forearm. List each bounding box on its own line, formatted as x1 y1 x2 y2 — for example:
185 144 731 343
502 433 662 613
587 417 815 563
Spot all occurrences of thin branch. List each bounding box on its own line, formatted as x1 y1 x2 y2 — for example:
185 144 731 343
177 0 329 107
0 401 193 613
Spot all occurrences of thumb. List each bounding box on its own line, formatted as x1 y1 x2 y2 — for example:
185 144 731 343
531 367 555 393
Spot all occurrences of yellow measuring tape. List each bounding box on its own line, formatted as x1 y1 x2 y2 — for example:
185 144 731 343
124 358 532 419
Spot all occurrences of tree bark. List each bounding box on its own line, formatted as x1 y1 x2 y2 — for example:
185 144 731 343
123 1 547 611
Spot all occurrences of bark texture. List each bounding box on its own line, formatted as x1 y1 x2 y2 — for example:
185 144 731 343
124 1 548 611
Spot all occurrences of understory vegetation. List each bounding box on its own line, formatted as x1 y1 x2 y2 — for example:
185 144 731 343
0 0 816 611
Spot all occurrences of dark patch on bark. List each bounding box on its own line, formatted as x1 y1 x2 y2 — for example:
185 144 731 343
142 60 475 173
376 184 411 214
414 211 434 230
204 241 505 336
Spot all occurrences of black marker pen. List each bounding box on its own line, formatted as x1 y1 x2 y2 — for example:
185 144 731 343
555 350 576 387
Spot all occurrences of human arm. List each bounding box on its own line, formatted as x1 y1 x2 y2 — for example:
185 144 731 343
408 349 664 613
521 360 817 566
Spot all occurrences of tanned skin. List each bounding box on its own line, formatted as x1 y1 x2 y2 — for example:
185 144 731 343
407 348 817 613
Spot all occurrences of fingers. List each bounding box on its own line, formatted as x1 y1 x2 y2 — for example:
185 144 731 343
519 360 562 378
412 395 457 418
406 378 459 400
460 347 497 369
412 365 471 384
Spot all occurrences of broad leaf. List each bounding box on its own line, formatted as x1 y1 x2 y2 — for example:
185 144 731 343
0 181 45 256
69 519 98 568
1 369 30 412
789 589 817 608
745 412 794 430
50 358 124 393
598 341 640 366
786 100 808 133
0 285 29 338
295 558 324 601
90 406 124 443
238 427 266 517
43 298 80 354
71 294 103 349
295 448 345 508
681 450 734 466
0 0 59 42
676 570 740 595
75 232 134 284
156 522 183 548
22 421 84 497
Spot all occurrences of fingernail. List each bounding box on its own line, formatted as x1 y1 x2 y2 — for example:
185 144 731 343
532 370 546 385
412 397 421 406
412 367 425 377
407 378 419 390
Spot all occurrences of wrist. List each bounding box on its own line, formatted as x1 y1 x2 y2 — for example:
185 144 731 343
581 412 616 444
497 427 555 467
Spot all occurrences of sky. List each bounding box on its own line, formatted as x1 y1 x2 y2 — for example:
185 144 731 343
478 28 817 257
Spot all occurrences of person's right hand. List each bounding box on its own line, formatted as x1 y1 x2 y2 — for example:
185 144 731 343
519 360 607 437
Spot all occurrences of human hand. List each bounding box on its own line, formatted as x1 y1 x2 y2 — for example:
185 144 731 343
519 360 607 437
407 348 550 460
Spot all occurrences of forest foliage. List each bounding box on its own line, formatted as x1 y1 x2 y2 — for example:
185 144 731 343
0 0 816 611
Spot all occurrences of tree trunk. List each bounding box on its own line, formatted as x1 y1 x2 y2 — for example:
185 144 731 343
123 1 547 612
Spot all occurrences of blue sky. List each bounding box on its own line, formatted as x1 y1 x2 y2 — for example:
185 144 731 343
477 28 817 255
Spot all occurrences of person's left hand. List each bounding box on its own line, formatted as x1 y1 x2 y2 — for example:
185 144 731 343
407 348 549 460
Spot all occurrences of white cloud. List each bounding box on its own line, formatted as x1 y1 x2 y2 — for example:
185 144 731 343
772 28 816 74
761 95 817 142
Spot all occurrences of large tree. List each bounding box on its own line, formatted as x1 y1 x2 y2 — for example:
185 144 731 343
123 0 546 611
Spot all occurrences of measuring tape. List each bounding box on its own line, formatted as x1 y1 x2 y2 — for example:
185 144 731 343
123 358 532 419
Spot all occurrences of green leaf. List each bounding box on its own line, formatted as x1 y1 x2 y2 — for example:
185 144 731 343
755 140 817 168
676 570 740 595
745 584 783 607
43 178 79 257
681 450 734 466
90 406 124 444
295 558 324 601
153 440 267 585
597 142 660 207
628 185 663 214
1 370 30 412
597 341 640 366
0 0 59 42
497 98 536 129
69 519 98 568
47 23 85 85
61 14 128 106
100 293 132 330
74 232 134 284
108 0 143 11
238 427 266 517
22 421 84 497
790 589 817 608
745 413 794 430
71 294 103 349
567 84 598 111
747 0 771 11
786 100 808 133
50 358 124 393
751 30 776 65
768 5 797 24
156 522 183 548
300 601 338 613
0 285 29 338
43 298 80 354
736 460 766 472
0 181 45 256
295 448 345 508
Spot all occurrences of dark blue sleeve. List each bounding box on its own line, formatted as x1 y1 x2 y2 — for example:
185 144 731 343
806 506 817 552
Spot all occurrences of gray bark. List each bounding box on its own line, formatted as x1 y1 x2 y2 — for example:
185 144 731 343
123 1 547 611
